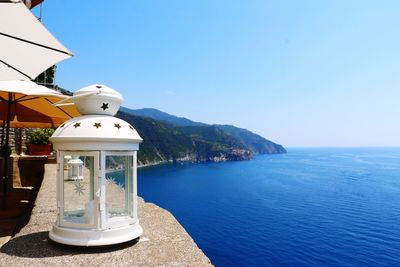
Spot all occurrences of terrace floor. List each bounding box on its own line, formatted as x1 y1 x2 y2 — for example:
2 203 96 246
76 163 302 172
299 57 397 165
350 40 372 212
0 161 212 266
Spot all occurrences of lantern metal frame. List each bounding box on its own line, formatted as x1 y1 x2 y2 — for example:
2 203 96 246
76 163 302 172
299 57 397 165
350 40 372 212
50 149 142 246
57 150 99 230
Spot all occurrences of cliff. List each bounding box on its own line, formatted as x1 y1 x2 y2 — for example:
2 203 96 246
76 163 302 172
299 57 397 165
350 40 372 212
116 108 286 166
116 111 252 165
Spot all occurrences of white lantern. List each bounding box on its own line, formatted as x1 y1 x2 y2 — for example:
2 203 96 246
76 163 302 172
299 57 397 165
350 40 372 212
49 84 143 246
67 156 83 181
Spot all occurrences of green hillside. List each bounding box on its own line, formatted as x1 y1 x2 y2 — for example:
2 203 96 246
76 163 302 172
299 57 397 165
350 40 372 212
120 107 206 127
216 125 286 154
120 107 287 156
116 111 253 165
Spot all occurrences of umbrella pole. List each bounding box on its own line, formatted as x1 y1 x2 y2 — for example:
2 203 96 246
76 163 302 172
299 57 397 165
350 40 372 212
0 119 3 207
2 93 11 198
0 119 5 148
17 128 22 155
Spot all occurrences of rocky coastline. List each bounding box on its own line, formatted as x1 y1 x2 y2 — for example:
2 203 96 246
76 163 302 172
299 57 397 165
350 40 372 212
138 148 255 167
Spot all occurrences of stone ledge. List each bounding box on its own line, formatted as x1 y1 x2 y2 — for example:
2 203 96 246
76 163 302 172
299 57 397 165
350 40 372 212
0 164 212 266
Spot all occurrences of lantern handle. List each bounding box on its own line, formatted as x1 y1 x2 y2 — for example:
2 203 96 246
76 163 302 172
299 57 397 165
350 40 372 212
52 89 101 106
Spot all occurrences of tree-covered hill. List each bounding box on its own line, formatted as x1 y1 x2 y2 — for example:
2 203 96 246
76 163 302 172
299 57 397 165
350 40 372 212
116 109 286 166
120 107 206 127
216 125 286 154
120 107 286 154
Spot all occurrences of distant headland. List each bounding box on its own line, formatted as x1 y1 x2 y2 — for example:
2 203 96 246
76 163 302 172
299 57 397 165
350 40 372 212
117 107 286 166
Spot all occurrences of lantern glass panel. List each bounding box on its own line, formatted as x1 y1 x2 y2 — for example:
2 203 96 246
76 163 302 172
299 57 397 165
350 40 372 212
105 155 133 219
63 155 95 225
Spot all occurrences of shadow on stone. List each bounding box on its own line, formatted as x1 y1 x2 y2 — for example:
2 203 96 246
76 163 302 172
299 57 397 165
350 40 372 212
1 231 139 258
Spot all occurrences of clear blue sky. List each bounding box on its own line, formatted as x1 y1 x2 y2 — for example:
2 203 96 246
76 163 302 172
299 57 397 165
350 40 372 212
35 1 400 147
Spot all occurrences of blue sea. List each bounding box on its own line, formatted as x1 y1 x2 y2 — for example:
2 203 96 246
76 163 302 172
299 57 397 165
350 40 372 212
137 148 400 266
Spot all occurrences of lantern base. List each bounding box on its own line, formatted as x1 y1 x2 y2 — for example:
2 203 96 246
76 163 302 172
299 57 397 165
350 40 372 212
49 221 143 246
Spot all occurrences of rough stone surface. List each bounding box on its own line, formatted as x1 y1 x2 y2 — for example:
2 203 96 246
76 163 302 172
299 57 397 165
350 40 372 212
0 164 212 266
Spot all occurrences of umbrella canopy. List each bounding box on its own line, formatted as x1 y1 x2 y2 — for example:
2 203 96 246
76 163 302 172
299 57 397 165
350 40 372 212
0 80 80 197
0 0 73 80
0 80 80 129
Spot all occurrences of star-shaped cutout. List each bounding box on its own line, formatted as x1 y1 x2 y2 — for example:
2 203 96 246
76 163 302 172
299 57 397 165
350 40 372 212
101 103 109 111
114 123 121 129
93 123 102 128
73 122 81 128
74 181 85 196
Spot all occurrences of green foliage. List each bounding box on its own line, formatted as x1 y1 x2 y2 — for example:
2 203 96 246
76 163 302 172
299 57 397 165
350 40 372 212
116 111 252 164
34 65 55 85
116 109 286 164
30 128 55 145
53 85 73 96
120 107 286 155
216 125 287 154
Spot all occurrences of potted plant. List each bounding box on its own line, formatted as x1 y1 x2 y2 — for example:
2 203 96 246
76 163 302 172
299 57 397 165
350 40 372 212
27 128 55 155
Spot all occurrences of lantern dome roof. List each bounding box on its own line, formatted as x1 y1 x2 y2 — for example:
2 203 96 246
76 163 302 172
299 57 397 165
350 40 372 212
50 115 142 150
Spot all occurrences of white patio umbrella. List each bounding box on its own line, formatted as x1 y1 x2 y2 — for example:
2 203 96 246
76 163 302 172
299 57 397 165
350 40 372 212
0 0 73 80
0 80 80 196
